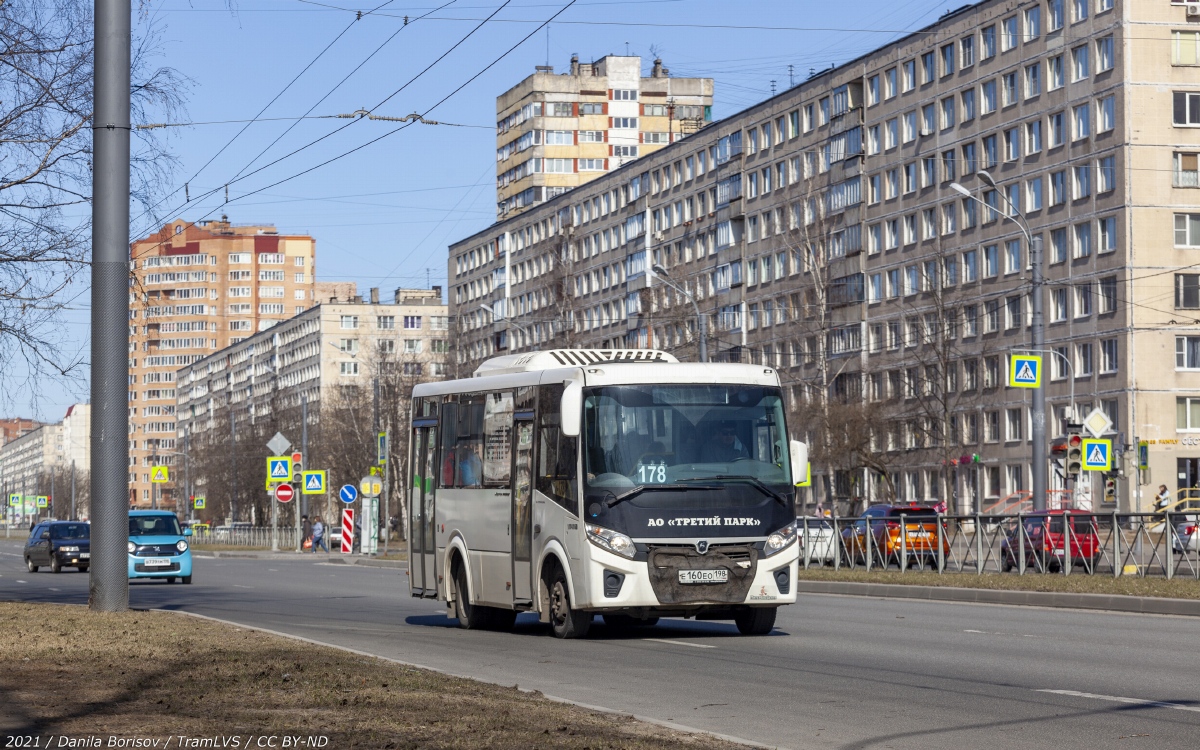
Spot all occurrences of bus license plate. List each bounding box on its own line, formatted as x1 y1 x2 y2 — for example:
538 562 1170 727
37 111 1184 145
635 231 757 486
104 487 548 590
678 569 728 584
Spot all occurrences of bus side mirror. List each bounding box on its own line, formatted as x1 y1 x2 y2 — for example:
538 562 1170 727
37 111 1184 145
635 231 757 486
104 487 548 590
790 440 808 485
561 381 582 438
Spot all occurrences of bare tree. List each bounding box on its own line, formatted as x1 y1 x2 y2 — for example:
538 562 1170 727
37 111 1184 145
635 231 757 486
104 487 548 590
0 0 186 403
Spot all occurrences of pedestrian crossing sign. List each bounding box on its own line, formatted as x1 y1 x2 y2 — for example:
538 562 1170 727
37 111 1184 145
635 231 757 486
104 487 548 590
1008 355 1042 388
8 493 18 507
150 466 169 483
194 496 206 509
302 470 327 494
36 496 48 508
267 456 292 482
1081 438 1112 471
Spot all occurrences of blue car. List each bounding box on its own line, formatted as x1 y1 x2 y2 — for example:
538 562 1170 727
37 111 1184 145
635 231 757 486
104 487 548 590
128 510 193 584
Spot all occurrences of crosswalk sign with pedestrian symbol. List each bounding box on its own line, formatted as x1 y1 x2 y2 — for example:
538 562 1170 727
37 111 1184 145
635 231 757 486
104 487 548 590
1081 438 1112 471
1008 354 1042 388
302 470 327 494
267 456 291 482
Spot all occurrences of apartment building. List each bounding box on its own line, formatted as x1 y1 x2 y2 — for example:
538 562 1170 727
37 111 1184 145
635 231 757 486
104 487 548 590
129 216 317 508
175 288 448 521
0 418 41 449
496 55 713 219
450 0 1200 514
0 403 90 519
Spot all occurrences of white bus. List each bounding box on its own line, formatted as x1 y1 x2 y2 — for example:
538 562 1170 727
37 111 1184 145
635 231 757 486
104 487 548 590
408 349 807 638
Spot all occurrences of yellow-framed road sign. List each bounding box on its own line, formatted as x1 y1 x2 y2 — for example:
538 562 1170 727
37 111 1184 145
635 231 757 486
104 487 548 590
150 466 170 483
1008 354 1042 388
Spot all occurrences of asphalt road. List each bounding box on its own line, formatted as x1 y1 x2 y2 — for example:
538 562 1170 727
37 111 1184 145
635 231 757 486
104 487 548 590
2 538 1198 750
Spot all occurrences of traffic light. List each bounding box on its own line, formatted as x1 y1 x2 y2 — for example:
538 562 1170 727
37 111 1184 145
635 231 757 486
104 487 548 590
1065 426 1084 477
1050 437 1068 468
1104 474 1117 502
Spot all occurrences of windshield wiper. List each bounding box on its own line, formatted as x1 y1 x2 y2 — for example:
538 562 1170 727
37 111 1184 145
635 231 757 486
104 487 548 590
607 483 720 507
679 475 789 506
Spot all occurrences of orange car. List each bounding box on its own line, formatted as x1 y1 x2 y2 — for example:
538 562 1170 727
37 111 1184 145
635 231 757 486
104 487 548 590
842 504 949 568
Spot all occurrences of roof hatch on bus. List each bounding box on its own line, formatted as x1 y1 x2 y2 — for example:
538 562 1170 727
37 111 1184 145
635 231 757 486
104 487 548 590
473 349 678 376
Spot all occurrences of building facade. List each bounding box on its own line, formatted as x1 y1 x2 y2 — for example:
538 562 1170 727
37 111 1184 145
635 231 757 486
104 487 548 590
451 0 1200 514
0 404 90 520
0 418 41 449
129 216 317 508
496 55 713 219
175 289 449 521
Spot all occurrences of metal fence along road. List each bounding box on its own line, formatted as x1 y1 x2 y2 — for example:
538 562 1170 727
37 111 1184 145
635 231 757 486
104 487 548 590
800 512 1200 579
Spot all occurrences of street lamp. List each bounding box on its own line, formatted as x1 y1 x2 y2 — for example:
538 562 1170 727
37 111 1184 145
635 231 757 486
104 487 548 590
951 172 1047 512
479 303 532 351
652 264 708 363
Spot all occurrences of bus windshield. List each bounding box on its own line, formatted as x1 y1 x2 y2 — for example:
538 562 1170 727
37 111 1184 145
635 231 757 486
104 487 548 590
583 384 792 500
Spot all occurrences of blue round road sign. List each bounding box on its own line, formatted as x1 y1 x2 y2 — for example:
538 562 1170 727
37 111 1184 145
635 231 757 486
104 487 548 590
339 484 358 504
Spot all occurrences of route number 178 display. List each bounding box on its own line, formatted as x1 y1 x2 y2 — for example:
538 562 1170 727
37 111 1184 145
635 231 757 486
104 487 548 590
637 462 667 484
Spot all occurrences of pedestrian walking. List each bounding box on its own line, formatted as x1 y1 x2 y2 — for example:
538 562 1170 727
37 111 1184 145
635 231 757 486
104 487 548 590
311 517 329 553
1154 485 1172 517
301 514 313 549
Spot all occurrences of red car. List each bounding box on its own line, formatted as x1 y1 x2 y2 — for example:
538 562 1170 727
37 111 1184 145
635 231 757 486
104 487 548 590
1001 511 1100 572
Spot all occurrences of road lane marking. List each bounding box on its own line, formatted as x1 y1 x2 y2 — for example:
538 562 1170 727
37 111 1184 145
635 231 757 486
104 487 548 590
232 584 254 589
642 638 715 649
1037 689 1200 713
965 629 1043 638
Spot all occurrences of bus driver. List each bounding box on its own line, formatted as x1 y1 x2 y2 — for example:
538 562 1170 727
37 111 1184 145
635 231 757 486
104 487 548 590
702 421 748 463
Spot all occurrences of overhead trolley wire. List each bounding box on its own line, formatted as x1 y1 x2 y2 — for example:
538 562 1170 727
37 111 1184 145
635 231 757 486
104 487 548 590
130 0 400 233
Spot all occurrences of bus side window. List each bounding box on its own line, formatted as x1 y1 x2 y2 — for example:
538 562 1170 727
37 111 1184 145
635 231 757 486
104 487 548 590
537 383 578 513
439 400 458 488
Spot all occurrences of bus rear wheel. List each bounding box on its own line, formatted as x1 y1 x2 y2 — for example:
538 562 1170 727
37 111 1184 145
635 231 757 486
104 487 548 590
549 569 591 639
734 607 777 636
454 564 483 630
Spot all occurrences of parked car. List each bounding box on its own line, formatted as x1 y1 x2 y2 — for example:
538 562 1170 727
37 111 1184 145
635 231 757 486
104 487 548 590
797 517 837 564
1001 511 1100 572
24 521 90 573
1172 520 1199 554
128 510 193 584
842 504 948 568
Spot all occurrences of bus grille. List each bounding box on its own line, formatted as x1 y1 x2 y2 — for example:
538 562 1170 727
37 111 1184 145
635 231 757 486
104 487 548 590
646 545 758 604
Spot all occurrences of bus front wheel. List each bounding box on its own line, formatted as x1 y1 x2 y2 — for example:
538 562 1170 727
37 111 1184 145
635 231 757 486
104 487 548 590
734 607 777 636
549 569 591 639
454 564 483 630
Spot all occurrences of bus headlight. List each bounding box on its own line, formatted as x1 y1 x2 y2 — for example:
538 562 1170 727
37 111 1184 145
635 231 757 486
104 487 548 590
585 523 635 559
764 521 798 557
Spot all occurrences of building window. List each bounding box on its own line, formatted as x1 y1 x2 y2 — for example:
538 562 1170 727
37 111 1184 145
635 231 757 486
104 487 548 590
340 315 359 329
1177 274 1200 309
1178 397 1200 431
1098 156 1116 192
1099 276 1118 313
1007 408 1023 442
403 316 422 329
1177 214 1200 246
1174 31 1200 66
1077 343 1093 377
981 26 996 59
1097 36 1114 73
1179 337 1200 369
339 361 359 376
1175 92 1200 126
1101 339 1118 374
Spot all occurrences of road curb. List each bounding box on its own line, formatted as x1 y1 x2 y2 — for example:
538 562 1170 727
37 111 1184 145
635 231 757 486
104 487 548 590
795 580 1200 616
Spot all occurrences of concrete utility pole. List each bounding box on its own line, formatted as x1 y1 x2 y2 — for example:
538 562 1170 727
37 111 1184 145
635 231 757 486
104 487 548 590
90 0 131 611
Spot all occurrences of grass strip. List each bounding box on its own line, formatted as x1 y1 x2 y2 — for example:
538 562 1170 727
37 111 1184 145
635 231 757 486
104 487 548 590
796 567 1200 599
0 602 740 749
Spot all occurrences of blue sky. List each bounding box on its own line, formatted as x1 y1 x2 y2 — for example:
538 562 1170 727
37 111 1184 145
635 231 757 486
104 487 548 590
32 0 955 417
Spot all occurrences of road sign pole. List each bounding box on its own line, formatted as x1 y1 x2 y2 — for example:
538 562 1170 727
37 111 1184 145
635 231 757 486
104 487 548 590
271 491 278 553
1031 235 1046 512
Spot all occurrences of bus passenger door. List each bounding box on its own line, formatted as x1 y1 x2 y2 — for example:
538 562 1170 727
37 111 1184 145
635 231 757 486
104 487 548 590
511 416 535 606
410 422 438 598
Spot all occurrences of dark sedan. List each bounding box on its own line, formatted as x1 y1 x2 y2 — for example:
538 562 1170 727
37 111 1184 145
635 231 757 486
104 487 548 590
24 521 90 573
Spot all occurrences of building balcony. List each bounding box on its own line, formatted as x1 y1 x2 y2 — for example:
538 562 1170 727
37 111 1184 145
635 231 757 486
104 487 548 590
1175 170 1200 188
